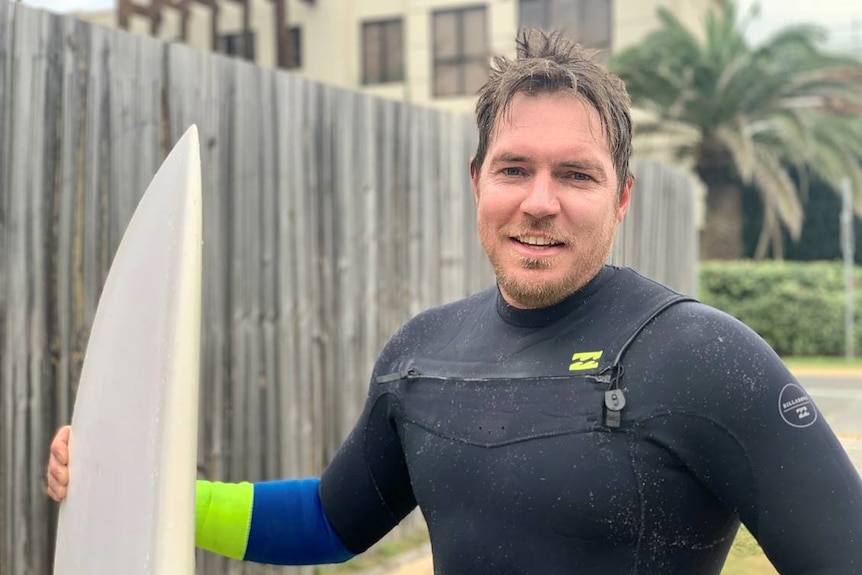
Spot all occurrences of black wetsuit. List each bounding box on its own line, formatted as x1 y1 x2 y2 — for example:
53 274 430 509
320 266 862 574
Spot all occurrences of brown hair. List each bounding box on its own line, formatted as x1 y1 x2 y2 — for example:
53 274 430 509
471 29 633 191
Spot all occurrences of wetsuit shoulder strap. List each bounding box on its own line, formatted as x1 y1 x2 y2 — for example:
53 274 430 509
611 292 696 370
599 270 696 427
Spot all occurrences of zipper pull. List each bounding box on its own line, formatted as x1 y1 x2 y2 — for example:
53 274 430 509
604 389 626 428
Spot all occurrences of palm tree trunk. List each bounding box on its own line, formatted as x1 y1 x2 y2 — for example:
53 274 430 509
753 209 774 260
697 165 746 260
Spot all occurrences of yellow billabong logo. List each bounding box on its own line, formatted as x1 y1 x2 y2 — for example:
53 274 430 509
569 350 603 371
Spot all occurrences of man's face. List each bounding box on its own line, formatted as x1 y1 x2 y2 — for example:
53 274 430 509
472 92 632 309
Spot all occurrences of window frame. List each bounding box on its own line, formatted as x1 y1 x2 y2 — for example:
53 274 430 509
362 18 405 85
217 30 256 60
517 0 613 53
284 25 302 69
431 5 489 97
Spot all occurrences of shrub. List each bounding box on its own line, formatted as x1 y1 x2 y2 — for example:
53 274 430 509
698 261 862 357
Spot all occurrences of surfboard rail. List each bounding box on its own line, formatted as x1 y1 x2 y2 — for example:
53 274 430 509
53 125 203 575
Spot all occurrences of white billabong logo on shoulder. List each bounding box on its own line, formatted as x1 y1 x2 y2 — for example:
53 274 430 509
778 383 818 428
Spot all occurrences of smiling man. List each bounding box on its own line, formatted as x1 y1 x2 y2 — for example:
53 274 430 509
48 29 862 574
472 91 631 309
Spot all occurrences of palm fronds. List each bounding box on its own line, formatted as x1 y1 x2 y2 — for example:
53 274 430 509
610 1 862 257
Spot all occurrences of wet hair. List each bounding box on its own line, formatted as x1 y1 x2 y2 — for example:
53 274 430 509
471 29 633 191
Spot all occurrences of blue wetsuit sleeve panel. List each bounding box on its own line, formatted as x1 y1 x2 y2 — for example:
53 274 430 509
639 303 862 574
243 479 354 565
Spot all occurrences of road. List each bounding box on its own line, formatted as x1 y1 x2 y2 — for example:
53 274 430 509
796 370 862 469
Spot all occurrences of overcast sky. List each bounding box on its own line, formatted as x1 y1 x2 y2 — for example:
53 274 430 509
21 0 110 12
16 0 862 52
738 0 861 51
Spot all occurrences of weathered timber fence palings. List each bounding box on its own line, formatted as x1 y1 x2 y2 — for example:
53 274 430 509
614 158 703 295
0 3 701 575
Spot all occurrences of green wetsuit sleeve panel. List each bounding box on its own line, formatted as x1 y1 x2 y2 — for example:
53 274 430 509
195 480 254 559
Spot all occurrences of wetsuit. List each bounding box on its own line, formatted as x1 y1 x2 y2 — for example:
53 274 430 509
319 265 862 574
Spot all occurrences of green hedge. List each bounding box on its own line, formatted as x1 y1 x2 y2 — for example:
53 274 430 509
698 261 862 357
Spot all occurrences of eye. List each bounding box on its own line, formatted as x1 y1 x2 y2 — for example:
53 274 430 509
566 171 592 181
502 166 525 177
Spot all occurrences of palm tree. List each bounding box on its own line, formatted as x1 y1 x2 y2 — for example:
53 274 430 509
611 2 862 260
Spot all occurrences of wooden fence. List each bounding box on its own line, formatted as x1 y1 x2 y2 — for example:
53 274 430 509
0 3 701 574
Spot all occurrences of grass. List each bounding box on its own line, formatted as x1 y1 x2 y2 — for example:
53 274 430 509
720 527 778 575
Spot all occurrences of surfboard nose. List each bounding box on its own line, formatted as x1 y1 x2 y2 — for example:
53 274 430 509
54 124 203 575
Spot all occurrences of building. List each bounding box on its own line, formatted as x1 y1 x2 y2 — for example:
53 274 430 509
77 0 723 113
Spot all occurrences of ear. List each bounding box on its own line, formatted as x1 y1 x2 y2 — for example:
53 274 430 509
470 157 480 204
616 174 634 223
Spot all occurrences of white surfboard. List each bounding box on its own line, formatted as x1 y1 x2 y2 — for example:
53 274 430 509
54 125 203 575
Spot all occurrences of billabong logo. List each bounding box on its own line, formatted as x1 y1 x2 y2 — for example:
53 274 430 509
569 350 603 371
778 383 818 428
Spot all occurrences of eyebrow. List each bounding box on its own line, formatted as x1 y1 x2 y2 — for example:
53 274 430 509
490 153 531 164
489 153 608 179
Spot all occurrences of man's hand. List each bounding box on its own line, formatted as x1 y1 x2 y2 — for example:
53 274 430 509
46 425 71 501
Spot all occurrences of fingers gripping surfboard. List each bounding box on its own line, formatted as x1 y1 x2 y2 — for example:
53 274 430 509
54 126 203 575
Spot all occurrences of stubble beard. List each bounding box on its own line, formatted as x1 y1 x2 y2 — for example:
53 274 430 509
485 222 619 309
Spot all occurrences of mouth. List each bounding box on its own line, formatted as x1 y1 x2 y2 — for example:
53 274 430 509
508 234 567 259
512 235 565 249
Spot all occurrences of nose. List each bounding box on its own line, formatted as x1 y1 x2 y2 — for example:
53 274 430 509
520 172 561 219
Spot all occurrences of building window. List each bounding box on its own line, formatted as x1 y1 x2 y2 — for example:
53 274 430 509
432 6 488 97
519 0 612 52
284 26 302 69
217 31 256 60
363 19 404 84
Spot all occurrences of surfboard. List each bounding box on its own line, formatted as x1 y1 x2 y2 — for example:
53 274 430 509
53 125 203 575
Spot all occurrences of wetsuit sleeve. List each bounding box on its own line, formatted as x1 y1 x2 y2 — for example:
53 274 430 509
318 378 417 554
195 479 353 565
641 303 862 574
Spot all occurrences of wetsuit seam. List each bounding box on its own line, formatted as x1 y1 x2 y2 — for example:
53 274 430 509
360 391 406 526
625 430 645 575
400 418 603 448
631 410 759 532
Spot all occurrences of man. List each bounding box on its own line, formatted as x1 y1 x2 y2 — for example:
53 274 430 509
47 30 862 573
